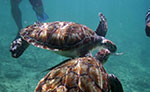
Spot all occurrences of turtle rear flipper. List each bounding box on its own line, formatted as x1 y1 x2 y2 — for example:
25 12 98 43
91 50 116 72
10 37 29 58
96 12 108 37
108 74 124 92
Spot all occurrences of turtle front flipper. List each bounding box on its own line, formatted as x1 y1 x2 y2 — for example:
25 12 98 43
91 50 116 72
96 12 108 37
10 37 29 58
108 74 124 92
145 8 150 37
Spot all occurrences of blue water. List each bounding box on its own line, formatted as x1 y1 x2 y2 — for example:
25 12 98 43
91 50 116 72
0 0 150 92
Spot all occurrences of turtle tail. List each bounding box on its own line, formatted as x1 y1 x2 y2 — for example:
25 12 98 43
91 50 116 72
108 74 124 92
96 12 108 37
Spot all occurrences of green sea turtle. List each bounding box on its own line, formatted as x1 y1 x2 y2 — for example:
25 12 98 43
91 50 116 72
10 13 117 58
145 8 150 37
35 49 123 92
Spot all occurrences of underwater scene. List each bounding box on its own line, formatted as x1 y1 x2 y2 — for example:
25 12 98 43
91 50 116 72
0 0 150 92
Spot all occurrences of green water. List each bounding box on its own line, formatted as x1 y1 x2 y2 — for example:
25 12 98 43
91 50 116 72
0 0 150 92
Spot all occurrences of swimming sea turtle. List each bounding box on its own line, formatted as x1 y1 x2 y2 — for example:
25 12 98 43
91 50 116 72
145 8 150 37
10 13 116 58
35 49 123 92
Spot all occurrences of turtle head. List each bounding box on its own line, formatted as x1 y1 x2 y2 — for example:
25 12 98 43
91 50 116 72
95 48 110 64
96 36 117 53
101 38 117 53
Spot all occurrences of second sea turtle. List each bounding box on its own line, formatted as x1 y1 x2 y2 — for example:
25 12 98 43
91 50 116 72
35 49 123 92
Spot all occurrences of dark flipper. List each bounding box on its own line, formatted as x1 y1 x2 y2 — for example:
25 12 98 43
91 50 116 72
10 37 29 58
41 59 71 73
145 8 150 37
96 12 108 37
108 74 124 92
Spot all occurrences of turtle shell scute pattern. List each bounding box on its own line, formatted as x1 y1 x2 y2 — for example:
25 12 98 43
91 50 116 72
35 57 110 92
20 21 96 51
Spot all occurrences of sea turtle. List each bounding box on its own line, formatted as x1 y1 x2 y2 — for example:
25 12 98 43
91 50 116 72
145 8 150 37
35 49 123 92
10 13 116 58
